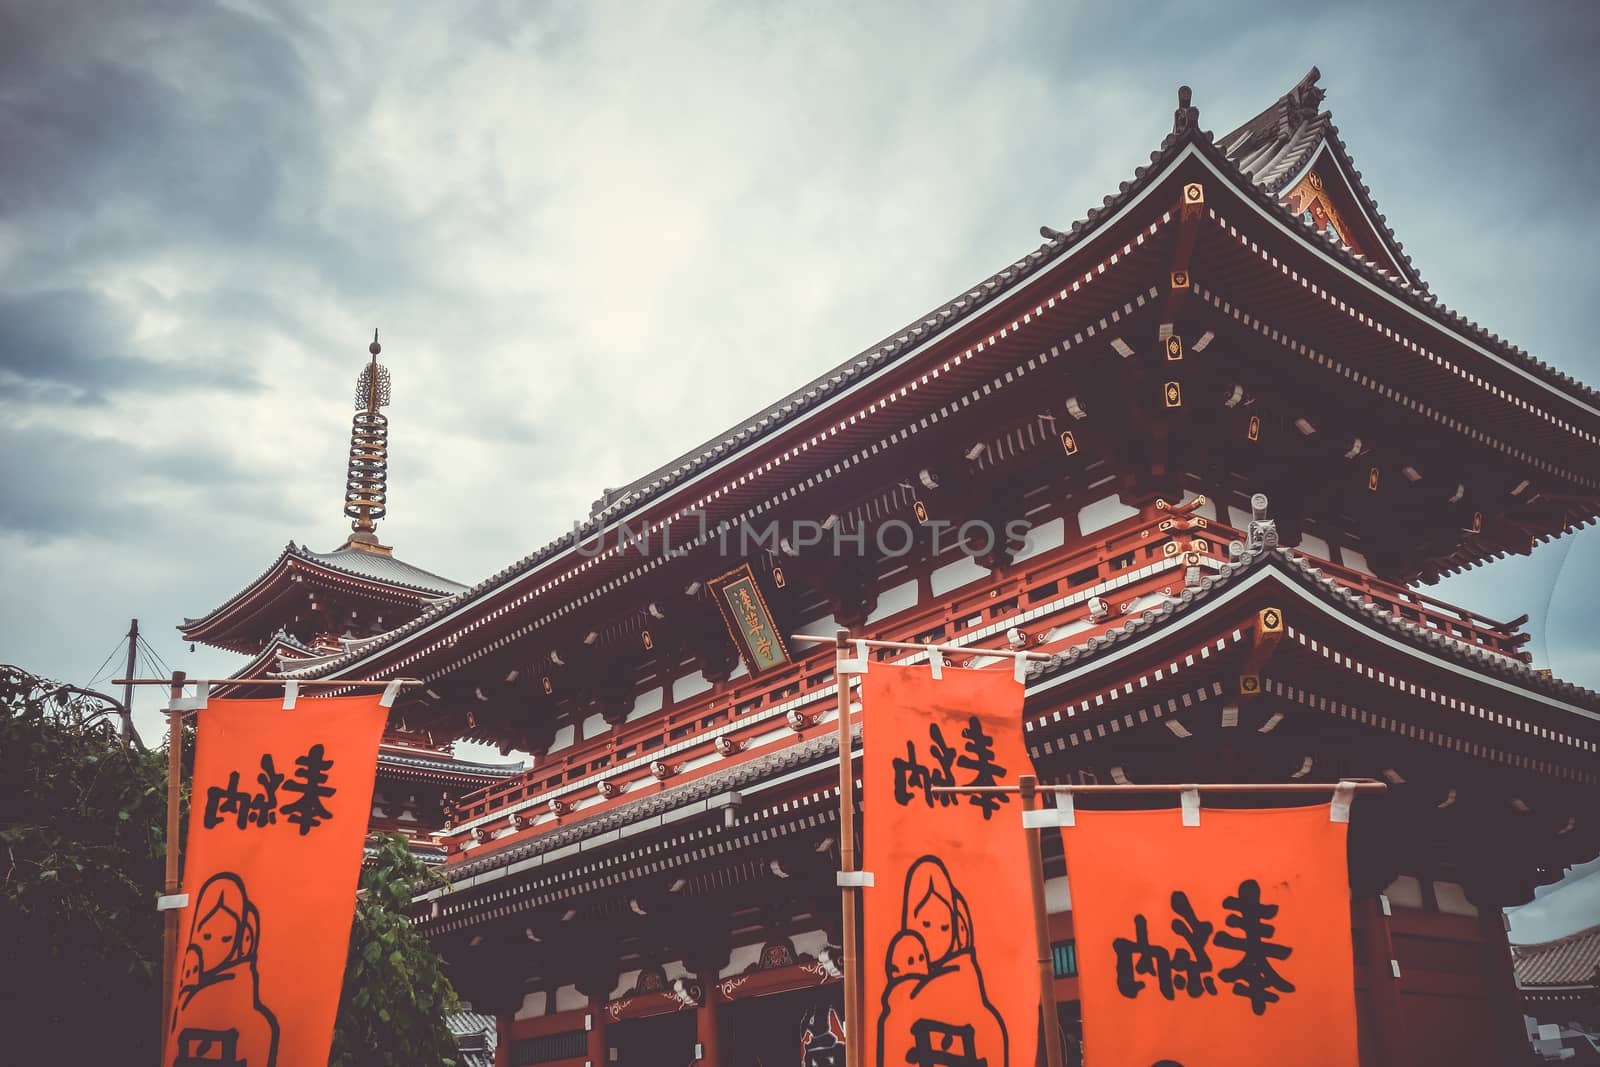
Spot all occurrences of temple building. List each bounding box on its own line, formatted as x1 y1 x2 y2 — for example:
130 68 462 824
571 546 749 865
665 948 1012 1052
1514 923 1600 1060
180 333 520 863
252 70 1600 1065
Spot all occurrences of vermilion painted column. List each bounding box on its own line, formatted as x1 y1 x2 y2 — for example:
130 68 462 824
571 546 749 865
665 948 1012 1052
587 995 607 1066
695 985 723 1066
494 1014 509 1067
1356 894 1404 1067
1480 907 1529 1065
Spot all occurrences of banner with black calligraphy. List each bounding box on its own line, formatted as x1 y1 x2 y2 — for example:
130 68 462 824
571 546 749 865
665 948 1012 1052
862 663 1038 1067
162 694 388 1067
1062 803 1359 1067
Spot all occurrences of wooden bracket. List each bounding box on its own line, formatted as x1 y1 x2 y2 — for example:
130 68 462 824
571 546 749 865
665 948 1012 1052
1238 607 1285 695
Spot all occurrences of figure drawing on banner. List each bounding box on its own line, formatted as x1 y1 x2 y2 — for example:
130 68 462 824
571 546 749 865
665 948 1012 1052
877 856 1007 1067
170 872 279 1067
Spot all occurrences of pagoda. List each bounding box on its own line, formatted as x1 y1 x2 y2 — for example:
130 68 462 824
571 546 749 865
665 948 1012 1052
272 71 1599 1065
181 333 519 862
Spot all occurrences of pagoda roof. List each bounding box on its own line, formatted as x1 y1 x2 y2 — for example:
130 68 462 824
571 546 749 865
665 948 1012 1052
287 69 1600 687
181 540 465 652
1514 922 1600 989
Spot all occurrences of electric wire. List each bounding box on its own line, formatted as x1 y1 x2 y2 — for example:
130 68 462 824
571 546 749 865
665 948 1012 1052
84 633 127 689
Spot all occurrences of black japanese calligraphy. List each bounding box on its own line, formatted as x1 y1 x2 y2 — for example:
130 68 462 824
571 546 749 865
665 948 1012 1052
1168 892 1217 998
892 717 1010 819
1213 879 1295 1015
203 757 282 830
201 746 336 835
1110 879 1292 1014
280 744 337 836
906 1019 984 1067
956 717 1009 820
893 726 958 808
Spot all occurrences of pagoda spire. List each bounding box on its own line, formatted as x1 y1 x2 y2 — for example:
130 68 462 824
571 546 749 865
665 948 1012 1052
343 329 393 554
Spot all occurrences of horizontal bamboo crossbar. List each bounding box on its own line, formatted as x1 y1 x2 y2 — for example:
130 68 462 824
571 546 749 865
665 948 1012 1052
112 678 422 688
788 632 1058 661
932 780 1388 795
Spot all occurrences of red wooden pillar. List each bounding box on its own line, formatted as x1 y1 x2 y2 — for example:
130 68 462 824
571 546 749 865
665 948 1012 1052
695 985 724 1066
1480 907 1530 1064
1356 893 1404 1067
587 995 608 1066
494 1014 510 1067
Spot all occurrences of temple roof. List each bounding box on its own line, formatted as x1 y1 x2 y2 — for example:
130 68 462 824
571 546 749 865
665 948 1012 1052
377 743 522 785
181 540 464 652
1025 545 1600 711
287 69 1600 684
1217 67 1420 287
1514 923 1600 988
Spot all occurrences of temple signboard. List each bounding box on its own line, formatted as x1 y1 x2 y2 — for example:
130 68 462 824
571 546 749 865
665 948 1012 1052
709 563 791 675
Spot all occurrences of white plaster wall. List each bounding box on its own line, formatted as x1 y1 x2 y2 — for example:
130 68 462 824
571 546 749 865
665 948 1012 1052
1011 517 1065 564
866 580 920 624
625 686 664 722
931 555 988 597
1078 495 1139 535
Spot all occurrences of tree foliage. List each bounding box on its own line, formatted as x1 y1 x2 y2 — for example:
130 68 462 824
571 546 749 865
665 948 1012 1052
0 665 460 1066
330 831 461 1067
0 664 172 1064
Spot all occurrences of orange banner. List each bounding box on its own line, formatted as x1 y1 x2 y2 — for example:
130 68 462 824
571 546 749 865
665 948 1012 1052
1062 803 1358 1067
862 663 1038 1067
163 694 388 1067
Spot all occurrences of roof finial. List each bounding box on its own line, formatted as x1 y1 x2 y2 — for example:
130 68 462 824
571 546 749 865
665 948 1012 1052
344 330 393 553
1173 85 1200 136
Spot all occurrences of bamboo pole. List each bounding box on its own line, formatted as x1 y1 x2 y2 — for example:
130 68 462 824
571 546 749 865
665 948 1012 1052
933 780 1388 795
112 677 421 688
1020 775 1064 1067
833 629 863 1067
790 632 1057 661
160 669 186 1049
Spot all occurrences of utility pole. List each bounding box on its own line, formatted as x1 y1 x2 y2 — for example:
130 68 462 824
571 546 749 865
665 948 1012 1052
120 618 138 745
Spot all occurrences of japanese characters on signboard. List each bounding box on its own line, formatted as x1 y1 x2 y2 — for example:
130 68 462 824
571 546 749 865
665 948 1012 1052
164 694 389 1067
708 563 791 675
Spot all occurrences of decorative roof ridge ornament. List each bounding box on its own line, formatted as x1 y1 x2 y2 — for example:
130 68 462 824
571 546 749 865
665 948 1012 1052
344 329 394 555
1283 66 1327 130
1172 84 1200 136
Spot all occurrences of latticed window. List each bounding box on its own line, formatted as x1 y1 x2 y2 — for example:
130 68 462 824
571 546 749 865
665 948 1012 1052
511 1030 586 1065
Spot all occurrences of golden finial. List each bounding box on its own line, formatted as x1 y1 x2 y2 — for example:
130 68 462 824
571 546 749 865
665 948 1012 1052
344 330 392 552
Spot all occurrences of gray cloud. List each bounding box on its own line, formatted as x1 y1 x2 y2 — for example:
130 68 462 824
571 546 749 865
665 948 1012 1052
0 288 261 401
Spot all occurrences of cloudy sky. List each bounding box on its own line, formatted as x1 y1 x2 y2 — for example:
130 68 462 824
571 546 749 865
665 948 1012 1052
3 0 1598 919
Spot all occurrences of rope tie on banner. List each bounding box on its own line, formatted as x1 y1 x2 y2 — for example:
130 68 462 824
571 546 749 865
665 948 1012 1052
1022 791 1075 829
1330 781 1356 823
927 648 944 680
379 679 403 708
836 640 870 675
169 680 210 713
281 680 299 710
1180 786 1201 827
1013 654 1029 684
